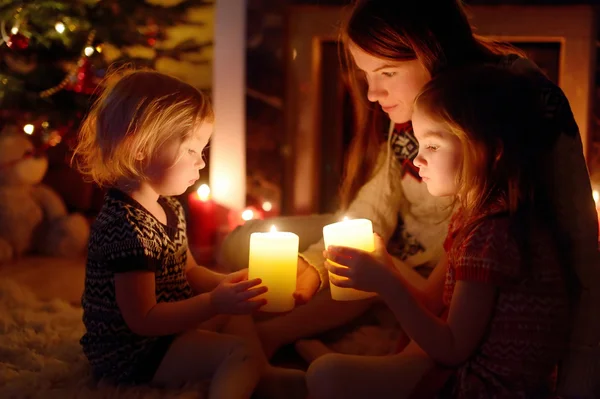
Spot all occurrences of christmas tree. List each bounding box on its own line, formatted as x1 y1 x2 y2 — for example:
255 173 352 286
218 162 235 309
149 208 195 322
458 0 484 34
0 0 213 153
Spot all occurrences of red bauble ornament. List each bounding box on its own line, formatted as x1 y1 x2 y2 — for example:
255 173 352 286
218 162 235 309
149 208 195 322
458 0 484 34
6 33 29 50
68 58 97 95
145 17 159 47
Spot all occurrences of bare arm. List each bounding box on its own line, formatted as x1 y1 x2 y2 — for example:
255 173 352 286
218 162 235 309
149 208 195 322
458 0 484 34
380 268 495 366
326 241 494 366
115 271 216 336
185 248 226 294
418 253 448 316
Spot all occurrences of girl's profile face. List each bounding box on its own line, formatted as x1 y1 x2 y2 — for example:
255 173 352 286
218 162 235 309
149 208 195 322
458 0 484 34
145 122 213 196
349 43 431 123
411 108 462 197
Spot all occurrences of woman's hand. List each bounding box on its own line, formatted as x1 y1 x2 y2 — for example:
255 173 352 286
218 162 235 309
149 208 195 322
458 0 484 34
294 257 320 305
324 233 394 294
209 269 267 314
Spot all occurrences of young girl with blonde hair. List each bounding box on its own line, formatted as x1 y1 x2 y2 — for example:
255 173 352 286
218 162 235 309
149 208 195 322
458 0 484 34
308 66 575 398
74 69 306 399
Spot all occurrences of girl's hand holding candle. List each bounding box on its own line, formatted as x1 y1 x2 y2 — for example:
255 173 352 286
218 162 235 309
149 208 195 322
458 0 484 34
322 217 380 301
248 226 299 312
324 232 395 296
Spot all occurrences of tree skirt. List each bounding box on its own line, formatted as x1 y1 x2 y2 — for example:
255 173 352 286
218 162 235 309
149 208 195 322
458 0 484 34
0 279 401 398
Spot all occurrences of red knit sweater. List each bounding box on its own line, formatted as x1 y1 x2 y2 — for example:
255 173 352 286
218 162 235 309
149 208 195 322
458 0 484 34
439 203 571 398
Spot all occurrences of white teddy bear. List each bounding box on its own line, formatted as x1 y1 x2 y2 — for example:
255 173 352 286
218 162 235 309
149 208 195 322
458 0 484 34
0 132 89 263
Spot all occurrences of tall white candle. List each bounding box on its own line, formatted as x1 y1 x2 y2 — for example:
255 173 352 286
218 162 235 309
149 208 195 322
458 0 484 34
323 218 377 301
248 226 299 312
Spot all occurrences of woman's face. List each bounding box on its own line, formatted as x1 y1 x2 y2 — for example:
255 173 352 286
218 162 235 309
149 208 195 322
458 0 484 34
349 43 431 123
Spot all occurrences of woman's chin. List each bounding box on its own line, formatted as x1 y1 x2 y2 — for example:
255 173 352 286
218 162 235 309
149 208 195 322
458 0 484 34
386 107 412 124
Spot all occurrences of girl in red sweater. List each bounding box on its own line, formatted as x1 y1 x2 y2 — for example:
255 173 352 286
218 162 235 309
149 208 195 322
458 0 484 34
309 66 574 398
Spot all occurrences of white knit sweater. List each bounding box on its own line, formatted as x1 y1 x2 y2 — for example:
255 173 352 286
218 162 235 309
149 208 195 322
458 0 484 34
298 125 453 291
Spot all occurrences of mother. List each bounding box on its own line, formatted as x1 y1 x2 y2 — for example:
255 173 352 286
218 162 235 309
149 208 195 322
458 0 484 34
220 0 599 396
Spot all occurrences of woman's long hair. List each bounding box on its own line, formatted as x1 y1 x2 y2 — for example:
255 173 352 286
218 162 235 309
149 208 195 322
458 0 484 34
338 0 524 208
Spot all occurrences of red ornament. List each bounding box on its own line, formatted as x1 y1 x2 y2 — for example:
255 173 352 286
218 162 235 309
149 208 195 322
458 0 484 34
6 33 29 50
145 17 159 47
67 58 98 95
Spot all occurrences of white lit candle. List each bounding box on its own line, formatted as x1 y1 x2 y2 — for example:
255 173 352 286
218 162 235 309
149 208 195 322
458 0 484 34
248 226 299 312
323 217 377 301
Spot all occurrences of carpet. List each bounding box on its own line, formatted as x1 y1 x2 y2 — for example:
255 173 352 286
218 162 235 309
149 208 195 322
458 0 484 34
0 279 204 399
0 279 400 399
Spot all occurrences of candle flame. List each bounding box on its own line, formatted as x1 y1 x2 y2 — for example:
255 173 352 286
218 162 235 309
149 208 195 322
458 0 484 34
594 190 599 206
23 124 34 135
270 225 277 232
343 216 349 221
262 201 273 212
241 209 255 221
197 184 210 201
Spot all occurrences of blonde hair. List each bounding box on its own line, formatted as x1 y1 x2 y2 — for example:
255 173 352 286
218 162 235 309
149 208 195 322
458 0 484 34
72 67 213 188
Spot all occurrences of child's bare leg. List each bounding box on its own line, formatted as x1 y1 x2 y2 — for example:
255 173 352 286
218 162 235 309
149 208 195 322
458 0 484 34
306 341 434 399
152 327 261 399
257 289 377 358
222 315 307 399
295 339 334 363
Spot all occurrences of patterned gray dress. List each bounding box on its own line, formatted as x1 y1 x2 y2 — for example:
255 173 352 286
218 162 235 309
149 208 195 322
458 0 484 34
81 189 193 384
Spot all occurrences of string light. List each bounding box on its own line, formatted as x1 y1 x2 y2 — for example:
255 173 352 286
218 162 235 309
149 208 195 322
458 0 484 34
197 184 210 201
23 124 34 135
241 209 255 221
40 30 96 98
10 26 18 35
55 22 65 34
262 201 272 212
84 46 94 56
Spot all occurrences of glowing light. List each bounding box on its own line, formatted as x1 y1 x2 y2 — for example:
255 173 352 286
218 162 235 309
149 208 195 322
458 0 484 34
10 27 18 35
41 121 49 129
23 124 34 135
270 225 277 233
55 22 65 34
343 216 349 221
213 178 230 200
197 184 210 201
594 190 599 206
84 46 94 57
262 201 273 212
95 45 103 53
241 209 255 221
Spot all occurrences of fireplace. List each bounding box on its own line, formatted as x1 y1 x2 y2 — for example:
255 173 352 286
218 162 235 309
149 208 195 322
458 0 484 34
283 5 597 215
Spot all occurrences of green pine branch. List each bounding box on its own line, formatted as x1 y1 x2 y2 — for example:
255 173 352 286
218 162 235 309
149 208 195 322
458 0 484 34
0 0 214 136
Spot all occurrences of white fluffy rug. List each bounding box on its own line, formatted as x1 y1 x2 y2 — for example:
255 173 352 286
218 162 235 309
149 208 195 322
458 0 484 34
0 280 204 399
0 279 400 399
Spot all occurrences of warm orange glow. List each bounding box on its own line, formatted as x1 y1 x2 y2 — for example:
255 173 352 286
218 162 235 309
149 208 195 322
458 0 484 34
241 209 254 221
197 184 210 201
